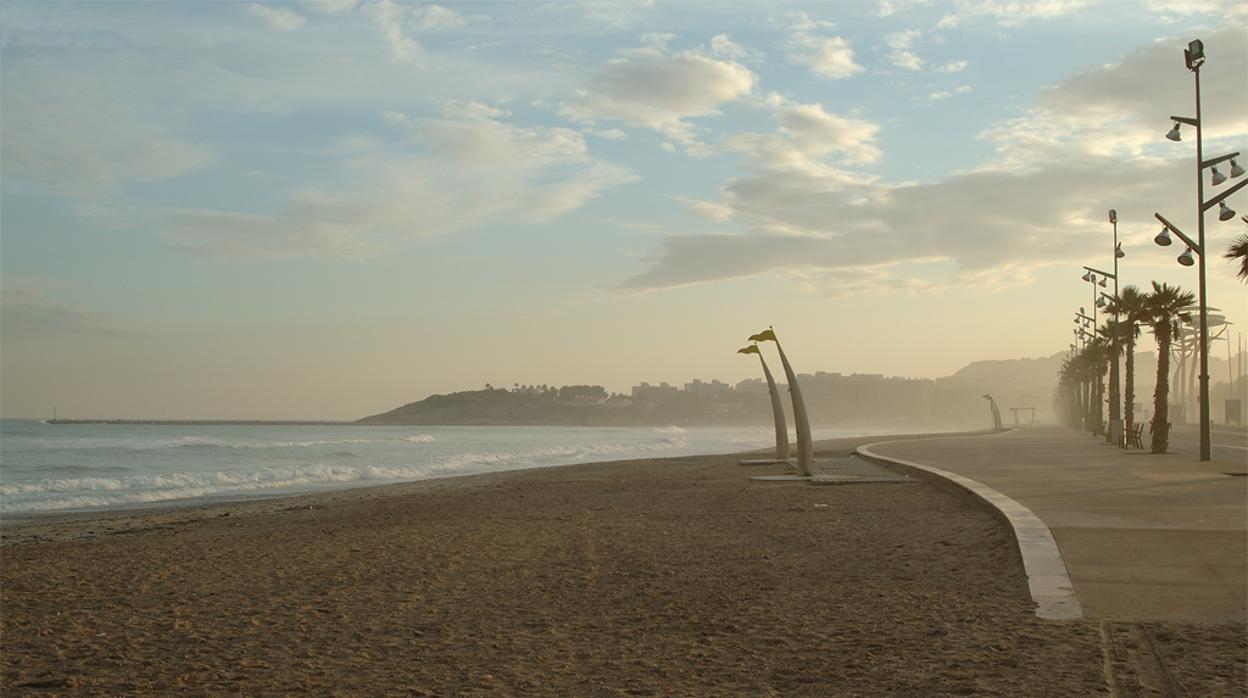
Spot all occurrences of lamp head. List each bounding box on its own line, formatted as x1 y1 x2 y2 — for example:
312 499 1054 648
1096 296 1107 308
1184 38 1205 71
1099 276 1108 287
1166 122 1182 142
1108 209 1117 224
1155 227 1173 246
1219 201 1236 221
1081 271 1091 282
1231 158 1245 178
1211 166 1227 186
1178 246 1196 266
1115 242 1125 259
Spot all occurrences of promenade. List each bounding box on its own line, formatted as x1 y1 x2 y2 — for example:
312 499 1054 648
861 426 1247 623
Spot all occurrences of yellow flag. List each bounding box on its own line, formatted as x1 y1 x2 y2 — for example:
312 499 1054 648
748 329 777 343
737 345 760 355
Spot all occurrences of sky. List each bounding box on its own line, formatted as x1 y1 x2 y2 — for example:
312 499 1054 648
2 0 1247 420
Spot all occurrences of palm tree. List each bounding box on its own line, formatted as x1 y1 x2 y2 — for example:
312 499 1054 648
1106 286 1147 442
1226 232 1248 282
1083 336 1109 435
1143 281 1196 453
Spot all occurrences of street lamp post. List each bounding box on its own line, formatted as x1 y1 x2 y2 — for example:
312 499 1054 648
1106 210 1124 446
1082 266 1116 441
1155 38 1246 462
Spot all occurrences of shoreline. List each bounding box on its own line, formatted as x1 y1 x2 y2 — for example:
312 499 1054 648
0 430 984 536
4 431 1244 694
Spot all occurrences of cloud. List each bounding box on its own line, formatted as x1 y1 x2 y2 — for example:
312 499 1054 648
936 60 969 73
0 284 128 338
980 26 1247 166
412 4 468 29
680 197 734 222
884 29 924 70
619 156 1192 294
362 0 421 63
720 100 881 169
546 0 656 29
0 55 214 198
299 0 359 13
618 29 1247 296
1142 0 1248 21
159 102 637 258
710 34 746 60
561 43 756 142
935 0 1089 28
928 84 972 101
785 16 863 80
243 3 306 31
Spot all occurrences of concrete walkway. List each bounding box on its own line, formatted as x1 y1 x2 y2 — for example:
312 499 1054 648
862 426 1247 623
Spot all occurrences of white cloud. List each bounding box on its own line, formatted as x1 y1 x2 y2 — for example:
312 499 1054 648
720 101 881 170
936 0 1089 28
683 197 734 222
884 29 924 70
363 0 420 63
981 26 1247 167
561 43 756 143
1 57 214 198
885 29 921 49
1142 0 1248 20
786 15 863 80
590 128 627 140
888 50 924 70
928 84 971 101
619 29 1246 296
160 102 636 258
936 60 969 73
710 34 745 59
299 0 359 14
876 0 933 17
412 4 467 29
243 4 306 31
552 0 656 29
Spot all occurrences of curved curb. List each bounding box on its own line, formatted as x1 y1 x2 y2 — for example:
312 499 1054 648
857 439 1083 621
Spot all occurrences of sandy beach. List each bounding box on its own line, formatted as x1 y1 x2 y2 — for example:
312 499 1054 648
3 434 1244 696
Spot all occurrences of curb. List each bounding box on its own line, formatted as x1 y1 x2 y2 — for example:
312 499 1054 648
856 438 1083 621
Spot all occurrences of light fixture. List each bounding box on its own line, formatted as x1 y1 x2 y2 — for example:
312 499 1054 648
1099 276 1108 288
1097 296 1107 308
1231 158 1245 178
1184 39 1205 71
1219 201 1236 221
1211 166 1227 186
1166 122 1182 141
1178 247 1196 266
1116 242 1125 259
1108 209 1117 223
1081 271 1091 282
1155 227 1173 246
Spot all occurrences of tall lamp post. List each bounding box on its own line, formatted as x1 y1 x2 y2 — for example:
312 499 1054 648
1082 265 1117 440
1154 38 1246 461
1105 210 1124 446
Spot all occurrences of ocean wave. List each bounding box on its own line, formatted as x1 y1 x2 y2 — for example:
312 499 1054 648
27 434 437 452
0 435 691 513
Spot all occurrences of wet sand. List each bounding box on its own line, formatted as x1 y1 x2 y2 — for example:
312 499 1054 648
3 435 1245 695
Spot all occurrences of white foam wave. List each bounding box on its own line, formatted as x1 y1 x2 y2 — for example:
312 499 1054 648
29 434 436 451
1 436 689 513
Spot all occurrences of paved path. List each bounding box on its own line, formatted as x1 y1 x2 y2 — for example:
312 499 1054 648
863 426 1247 623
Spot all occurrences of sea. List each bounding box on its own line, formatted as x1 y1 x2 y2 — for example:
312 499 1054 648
0 420 882 515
